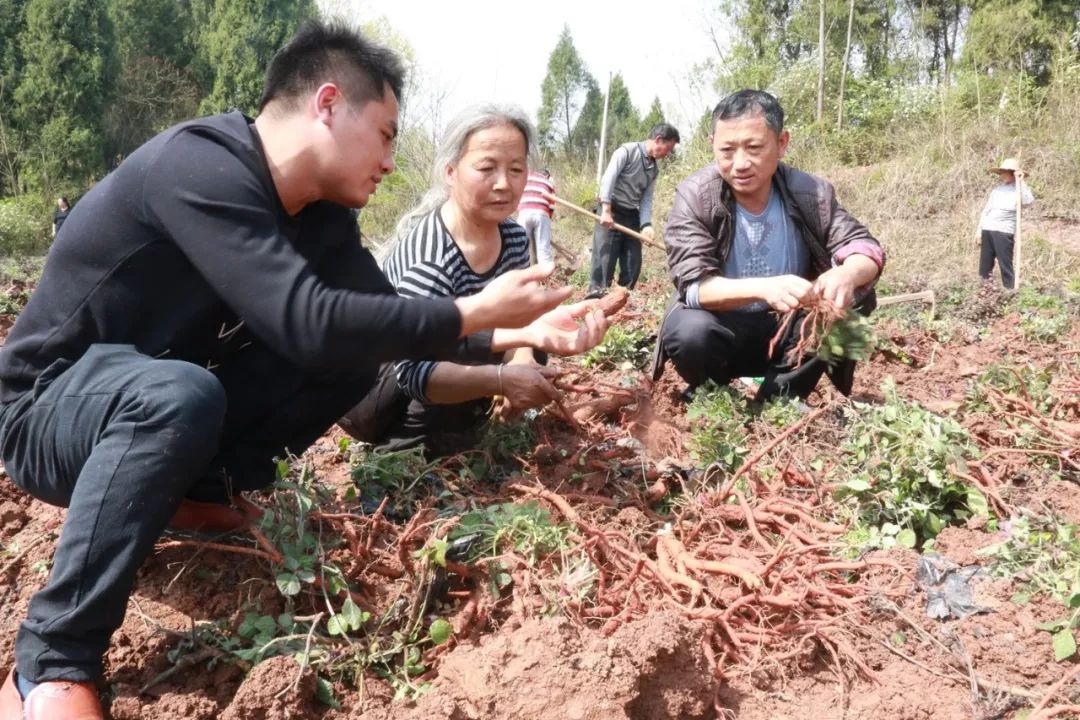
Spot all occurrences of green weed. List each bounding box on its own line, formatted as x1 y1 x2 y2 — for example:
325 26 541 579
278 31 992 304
568 262 591 290
447 501 571 566
757 395 808 429
834 380 986 548
966 362 1055 414
476 416 537 469
349 446 443 519
686 382 750 471
1012 287 1074 343
581 324 652 372
981 514 1080 661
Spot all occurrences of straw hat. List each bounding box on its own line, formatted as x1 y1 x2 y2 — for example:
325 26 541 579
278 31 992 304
991 157 1021 173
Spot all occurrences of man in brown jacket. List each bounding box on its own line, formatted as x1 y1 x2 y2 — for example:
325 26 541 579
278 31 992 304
652 90 884 401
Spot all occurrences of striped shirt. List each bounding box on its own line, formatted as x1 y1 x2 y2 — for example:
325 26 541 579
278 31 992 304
383 208 530 401
517 171 555 217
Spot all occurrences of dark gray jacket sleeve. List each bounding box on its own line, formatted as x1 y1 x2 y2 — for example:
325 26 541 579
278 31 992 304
663 169 724 298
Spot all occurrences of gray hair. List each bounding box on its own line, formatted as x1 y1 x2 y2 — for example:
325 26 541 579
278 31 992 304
392 104 537 243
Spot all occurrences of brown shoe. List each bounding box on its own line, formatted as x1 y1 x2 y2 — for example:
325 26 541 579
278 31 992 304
167 495 264 535
0 668 103 720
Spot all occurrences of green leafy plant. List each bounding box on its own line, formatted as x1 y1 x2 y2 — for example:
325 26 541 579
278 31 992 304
686 382 750 471
349 446 443 519
1012 287 1074 343
757 395 807 429
835 380 986 548
581 324 651 371
476 415 538 469
981 515 1080 660
966 362 1056 414
185 458 459 704
449 501 571 565
816 310 876 366
568 262 591 289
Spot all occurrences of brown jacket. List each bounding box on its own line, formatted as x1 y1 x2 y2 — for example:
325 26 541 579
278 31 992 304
664 162 882 296
652 162 884 383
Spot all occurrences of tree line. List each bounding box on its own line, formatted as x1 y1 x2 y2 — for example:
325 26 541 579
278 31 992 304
533 1 1078 169
537 25 667 165
711 0 1079 135
0 0 1076 248
0 0 315 201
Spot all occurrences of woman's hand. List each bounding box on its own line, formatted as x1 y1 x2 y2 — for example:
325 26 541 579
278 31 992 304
497 363 562 420
524 301 609 356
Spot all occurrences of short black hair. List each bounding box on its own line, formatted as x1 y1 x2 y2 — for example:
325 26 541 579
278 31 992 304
259 19 405 112
712 90 785 134
649 122 681 144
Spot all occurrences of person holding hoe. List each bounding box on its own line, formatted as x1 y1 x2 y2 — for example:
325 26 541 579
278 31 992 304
585 122 680 298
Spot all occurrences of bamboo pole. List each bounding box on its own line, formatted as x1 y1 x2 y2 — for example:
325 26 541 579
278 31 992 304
596 72 612 187
1014 161 1024 289
542 192 664 250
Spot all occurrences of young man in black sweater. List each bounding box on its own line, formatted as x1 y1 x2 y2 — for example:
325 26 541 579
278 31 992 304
0 21 581 720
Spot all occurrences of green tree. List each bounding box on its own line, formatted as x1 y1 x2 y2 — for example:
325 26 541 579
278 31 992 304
108 0 192 68
963 0 1064 83
570 75 603 163
0 0 27 193
639 96 665 135
195 0 315 115
538 26 591 156
0 0 26 78
104 0 199 161
15 0 115 194
604 72 641 150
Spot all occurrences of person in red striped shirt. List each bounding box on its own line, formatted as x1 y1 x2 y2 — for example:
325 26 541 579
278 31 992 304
516 168 556 265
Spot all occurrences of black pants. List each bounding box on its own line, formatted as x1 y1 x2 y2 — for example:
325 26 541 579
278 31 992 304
337 362 490 459
588 204 642 294
659 307 833 401
0 343 374 684
979 229 1015 289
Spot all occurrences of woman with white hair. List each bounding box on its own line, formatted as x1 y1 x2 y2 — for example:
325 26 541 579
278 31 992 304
340 104 608 456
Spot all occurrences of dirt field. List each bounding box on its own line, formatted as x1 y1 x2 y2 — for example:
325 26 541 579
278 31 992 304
0 273 1078 720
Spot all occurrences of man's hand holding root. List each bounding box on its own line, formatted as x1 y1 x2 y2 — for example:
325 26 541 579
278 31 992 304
760 275 817 313
812 255 880 313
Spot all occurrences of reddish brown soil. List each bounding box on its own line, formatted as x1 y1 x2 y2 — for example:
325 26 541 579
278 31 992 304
1 283 1079 719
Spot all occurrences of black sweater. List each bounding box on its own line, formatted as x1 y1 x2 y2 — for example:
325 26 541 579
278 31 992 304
0 112 462 402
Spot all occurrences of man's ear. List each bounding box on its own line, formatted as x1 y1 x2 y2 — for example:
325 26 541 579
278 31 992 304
777 129 791 159
313 83 342 125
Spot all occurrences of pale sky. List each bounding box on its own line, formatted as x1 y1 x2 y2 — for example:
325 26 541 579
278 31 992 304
328 0 724 136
